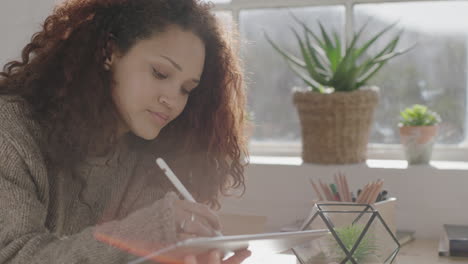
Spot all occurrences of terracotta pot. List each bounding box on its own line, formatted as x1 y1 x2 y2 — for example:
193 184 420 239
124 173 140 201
399 125 438 164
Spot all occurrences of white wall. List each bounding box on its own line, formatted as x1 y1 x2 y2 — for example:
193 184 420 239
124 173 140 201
220 159 468 239
1 0 57 66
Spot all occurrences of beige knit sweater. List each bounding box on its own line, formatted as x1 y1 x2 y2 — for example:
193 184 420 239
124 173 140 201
0 96 179 263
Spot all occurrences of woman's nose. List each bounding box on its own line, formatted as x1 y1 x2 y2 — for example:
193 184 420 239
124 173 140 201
158 95 172 108
157 82 182 109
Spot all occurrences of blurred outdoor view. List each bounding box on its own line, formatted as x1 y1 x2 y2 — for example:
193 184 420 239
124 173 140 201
218 1 467 144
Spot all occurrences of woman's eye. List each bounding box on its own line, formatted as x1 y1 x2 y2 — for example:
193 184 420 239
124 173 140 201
182 86 197 95
152 68 168 80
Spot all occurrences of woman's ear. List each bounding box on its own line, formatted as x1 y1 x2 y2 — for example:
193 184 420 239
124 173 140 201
103 34 119 70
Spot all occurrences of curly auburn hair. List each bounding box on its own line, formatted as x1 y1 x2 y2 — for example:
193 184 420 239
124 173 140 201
0 0 248 208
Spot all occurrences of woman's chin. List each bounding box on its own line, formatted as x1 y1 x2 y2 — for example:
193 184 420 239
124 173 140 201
133 127 160 140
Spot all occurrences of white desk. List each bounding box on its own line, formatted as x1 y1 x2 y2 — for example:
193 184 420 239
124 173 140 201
242 240 468 264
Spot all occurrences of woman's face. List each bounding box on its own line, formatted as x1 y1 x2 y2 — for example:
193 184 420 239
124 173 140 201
109 25 205 140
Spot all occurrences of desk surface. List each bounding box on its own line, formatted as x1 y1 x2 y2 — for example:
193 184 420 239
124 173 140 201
242 239 468 264
397 239 468 264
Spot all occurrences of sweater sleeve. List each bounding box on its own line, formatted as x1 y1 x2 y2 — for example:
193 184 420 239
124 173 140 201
0 133 178 264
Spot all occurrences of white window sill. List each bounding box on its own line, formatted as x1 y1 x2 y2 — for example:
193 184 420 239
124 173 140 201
248 140 468 163
249 156 468 170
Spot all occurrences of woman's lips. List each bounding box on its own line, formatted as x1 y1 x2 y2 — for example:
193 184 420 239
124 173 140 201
148 110 169 124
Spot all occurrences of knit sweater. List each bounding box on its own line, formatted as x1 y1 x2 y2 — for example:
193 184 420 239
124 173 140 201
0 96 179 263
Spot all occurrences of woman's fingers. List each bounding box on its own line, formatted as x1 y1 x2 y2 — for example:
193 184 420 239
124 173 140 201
222 250 252 264
195 250 223 264
176 200 221 230
177 232 198 241
181 217 217 237
208 250 222 264
175 207 219 237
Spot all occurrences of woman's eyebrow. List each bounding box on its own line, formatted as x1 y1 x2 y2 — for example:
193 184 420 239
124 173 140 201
160 55 200 83
160 55 182 71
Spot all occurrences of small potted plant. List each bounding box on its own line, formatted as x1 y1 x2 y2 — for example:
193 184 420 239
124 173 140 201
265 15 412 164
399 104 441 164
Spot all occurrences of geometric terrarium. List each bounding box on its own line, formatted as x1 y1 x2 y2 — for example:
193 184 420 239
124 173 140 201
292 203 400 264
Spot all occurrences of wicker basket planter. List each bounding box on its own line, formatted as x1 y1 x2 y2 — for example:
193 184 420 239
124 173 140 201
293 87 379 164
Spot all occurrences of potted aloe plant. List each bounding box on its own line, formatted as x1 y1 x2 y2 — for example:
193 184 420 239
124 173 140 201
265 15 412 164
399 104 441 164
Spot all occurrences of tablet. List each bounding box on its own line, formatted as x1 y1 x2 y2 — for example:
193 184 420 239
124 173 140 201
129 229 329 264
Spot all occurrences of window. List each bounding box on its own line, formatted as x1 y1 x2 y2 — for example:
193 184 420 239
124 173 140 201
213 0 468 159
355 1 468 144
239 6 345 142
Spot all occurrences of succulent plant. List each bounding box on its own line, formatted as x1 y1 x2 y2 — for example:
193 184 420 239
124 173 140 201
265 14 413 93
399 104 441 126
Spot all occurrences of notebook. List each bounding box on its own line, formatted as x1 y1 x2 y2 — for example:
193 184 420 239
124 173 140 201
439 224 468 257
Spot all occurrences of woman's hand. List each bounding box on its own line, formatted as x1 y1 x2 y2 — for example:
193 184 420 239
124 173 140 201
173 199 253 263
183 250 252 264
173 199 221 238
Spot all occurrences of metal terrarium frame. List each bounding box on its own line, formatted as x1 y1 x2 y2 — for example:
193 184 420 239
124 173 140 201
294 203 400 264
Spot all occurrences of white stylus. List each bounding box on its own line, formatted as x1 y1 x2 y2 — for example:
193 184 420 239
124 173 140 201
156 157 223 236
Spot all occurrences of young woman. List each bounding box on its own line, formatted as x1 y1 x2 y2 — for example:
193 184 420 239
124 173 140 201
0 0 250 263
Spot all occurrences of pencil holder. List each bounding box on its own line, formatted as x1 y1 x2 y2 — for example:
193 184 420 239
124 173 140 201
292 203 400 264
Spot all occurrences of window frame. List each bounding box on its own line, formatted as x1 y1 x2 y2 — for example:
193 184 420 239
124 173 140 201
213 0 468 161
